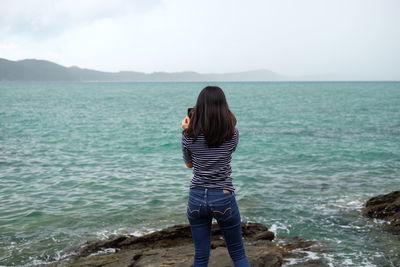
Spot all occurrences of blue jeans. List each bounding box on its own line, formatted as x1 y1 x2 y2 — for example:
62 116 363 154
186 187 250 267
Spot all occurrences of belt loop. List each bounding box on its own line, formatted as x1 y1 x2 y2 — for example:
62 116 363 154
204 188 208 201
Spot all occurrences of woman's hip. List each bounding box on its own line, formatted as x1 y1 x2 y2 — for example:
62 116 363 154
189 186 235 202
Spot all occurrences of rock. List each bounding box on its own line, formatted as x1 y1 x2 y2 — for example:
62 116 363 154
253 230 275 241
363 191 400 231
251 251 283 267
42 222 330 267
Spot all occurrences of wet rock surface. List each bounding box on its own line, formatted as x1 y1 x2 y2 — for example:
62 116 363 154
363 191 400 231
43 222 331 267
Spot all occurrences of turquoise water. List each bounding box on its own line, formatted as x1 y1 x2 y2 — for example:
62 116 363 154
0 82 399 266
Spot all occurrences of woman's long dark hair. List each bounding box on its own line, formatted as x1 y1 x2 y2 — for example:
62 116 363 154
185 86 236 148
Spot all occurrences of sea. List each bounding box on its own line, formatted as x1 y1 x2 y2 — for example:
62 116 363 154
0 81 399 266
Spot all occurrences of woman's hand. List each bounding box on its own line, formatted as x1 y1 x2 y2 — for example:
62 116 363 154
181 116 190 130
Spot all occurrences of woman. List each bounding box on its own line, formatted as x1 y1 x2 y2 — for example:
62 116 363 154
181 86 250 267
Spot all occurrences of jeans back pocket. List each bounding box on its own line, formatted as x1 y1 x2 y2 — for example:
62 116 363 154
210 199 233 222
187 198 202 219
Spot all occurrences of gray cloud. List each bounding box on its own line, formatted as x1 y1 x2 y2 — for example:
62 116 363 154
0 0 163 39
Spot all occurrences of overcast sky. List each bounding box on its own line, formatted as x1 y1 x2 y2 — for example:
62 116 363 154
0 0 399 79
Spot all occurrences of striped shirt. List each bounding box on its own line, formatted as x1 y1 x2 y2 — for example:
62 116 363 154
181 128 239 192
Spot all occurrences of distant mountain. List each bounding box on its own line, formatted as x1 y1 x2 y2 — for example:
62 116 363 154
204 69 287 81
0 58 291 82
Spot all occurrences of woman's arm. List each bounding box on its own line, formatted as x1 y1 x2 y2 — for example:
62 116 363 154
182 116 193 168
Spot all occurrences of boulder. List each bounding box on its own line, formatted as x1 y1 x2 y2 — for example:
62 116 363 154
363 191 400 231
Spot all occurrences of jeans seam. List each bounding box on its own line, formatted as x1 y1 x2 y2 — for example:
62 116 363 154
189 195 207 203
208 194 233 203
189 194 233 204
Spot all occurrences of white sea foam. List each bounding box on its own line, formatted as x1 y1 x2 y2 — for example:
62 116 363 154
269 222 290 235
88 248 119 257
22 250 79 267
334 252 379 267
322 197 365 213
343 258 353 265
282 249 338 267
129 228 157 237
94 227 157 240
371 218 388 225
283 250 322 265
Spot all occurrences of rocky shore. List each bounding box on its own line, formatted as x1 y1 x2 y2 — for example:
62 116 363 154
38 191 400 266
363 190 400 231
45 222 330 267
